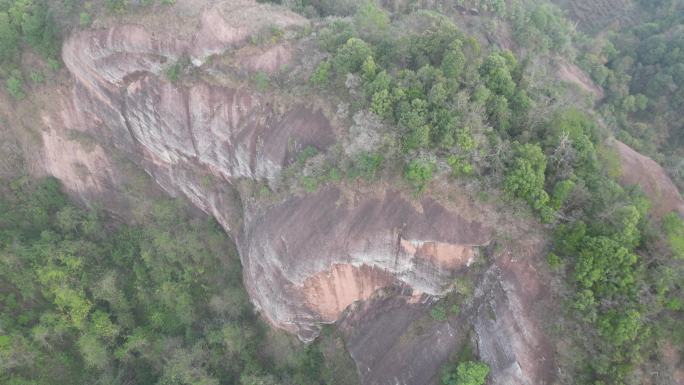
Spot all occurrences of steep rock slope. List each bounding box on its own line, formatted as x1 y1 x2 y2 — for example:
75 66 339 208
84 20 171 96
241 187 490 340
59 1 329 231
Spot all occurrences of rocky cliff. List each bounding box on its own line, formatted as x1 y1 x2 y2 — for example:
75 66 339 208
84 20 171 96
241 186 490 340
54 0 496 342
20 1 564 384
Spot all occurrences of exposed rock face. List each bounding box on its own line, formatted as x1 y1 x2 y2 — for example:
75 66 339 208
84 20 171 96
335 235 556 385
59 0 331 232
338 286 456 385
54 0 494 343
242 43 295 74
241 187 490 340
612 139 684 218
474 264 552 385
302 264 396 322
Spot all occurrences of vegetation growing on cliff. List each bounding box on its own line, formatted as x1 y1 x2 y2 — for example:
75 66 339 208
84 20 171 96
0 0 61 98
441 360 490 385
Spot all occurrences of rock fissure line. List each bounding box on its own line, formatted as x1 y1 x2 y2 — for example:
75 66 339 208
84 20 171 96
183 88 200 159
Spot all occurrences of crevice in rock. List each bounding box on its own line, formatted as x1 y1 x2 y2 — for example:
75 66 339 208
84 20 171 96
183 87 200 158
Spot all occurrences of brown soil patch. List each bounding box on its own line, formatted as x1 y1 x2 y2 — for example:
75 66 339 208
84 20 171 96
556 58 604 99
662 343 684 385
400 238 475 269
242 43 294 74
612 139 684 218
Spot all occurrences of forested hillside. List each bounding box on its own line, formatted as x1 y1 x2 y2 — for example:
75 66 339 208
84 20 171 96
0 0 682 384
0 177 350 384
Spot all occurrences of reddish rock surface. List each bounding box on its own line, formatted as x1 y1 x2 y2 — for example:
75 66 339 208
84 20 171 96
241 187 491 340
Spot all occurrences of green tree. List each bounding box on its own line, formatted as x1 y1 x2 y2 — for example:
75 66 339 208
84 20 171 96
550 179 575 210
0 11 19 63
311 60 332 87
399 98 430 149
447 156 473 176
486 94 510 133
442 361 490 385
371 88 392 117
353 1 388 41
663 213 684 259
404 157 435 193
504 143 552 219
349 152 384 180
6 71 25 99
361 54 377 81
317 19 356 53
8 0 32 26
332 37 373 75
441 41 465 79
574 236 639 302
77 333 109 369
479 52 516 98
20 0 60 58
79 12 91 27
90 310 119 341
597 309 642 347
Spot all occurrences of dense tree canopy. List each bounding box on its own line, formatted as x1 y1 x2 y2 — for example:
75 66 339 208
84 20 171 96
0 178 334 385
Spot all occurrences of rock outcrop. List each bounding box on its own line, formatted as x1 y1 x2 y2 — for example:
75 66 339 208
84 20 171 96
22 1 559 383
338 286 456 385
474 258 554 385
59 0 330 232
241 186 490 340
54 0 495 342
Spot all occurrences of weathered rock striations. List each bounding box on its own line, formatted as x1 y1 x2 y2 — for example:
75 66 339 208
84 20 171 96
241 187 490 340
474 262 553 385
59 0 331 231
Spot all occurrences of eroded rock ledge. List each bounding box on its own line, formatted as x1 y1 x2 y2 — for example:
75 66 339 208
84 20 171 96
241 187 490 340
